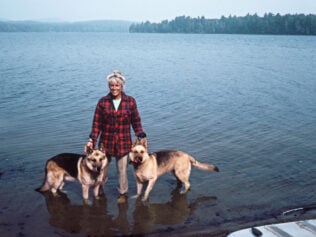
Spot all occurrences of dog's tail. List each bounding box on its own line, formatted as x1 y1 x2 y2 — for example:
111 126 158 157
36 180 50 192
189 156 219 172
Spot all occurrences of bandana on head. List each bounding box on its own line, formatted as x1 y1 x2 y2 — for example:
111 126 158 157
106 70 126 85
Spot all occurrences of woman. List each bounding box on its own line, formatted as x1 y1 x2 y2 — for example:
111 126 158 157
85 70 146 204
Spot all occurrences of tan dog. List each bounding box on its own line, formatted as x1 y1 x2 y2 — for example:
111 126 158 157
129 138 219 201
37 149 109 202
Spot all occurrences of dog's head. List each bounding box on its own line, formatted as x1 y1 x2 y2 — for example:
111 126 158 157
85 149 108 173
129 137 149 165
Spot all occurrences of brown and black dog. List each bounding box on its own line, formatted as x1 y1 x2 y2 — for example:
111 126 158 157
37 149 109 202
129 138 219 201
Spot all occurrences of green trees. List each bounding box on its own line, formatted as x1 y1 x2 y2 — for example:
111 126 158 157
129 13 316 35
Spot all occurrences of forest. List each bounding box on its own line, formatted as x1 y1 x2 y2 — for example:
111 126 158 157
129 13 316 35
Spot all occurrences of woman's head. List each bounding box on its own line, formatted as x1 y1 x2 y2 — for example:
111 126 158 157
106 70 126 99
106 70 126 87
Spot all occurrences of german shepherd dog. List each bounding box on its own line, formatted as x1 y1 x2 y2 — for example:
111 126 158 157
129 138 219 201
37 149 109 202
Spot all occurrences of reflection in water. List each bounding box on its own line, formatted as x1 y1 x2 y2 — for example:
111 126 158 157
132 188 217 235
40 189 217 236
41 191 128 236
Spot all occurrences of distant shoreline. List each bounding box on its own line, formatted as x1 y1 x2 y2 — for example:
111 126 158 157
131 13 316 35
0 20 132 32
1 13 315 35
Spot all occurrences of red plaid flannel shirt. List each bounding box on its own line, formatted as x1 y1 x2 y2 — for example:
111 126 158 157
89 92 145 157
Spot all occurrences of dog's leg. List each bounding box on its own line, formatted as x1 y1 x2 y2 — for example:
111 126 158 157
98 185 104 196
180 181 191 194
51 187 58 196
136 180 144 197
37 179 50 192
142 178 157 202
58 181 65 192
48 172 63 196
129 180 142 199
93 185 101 199
50 181 58 196
82 184 89 201
174 171 191 194
172 171 183 188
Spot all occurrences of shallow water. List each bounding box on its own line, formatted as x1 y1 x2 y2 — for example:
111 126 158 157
0 32 316 236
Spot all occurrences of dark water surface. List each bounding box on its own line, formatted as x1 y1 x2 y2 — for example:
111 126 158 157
0 32 315 236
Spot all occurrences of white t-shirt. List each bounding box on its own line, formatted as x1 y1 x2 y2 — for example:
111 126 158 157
113 98 121 111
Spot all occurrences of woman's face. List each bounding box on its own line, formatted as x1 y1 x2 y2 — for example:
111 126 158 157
109 81 123 99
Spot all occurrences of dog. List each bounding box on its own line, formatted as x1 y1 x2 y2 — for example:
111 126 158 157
36 149 109 202
129 138 219 201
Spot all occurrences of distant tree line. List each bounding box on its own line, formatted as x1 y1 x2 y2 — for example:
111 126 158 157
0 20 131 32
129 13 316 35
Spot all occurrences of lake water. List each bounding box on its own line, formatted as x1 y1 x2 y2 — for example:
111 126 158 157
0 32 315 237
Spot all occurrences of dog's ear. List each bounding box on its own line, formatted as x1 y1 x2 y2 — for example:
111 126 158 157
85 147 93 155
99 143 107 154
99 145 105 153
132 138 139 148
140 137 147 149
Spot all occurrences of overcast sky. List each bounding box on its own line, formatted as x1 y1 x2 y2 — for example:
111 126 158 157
1 0 316 22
